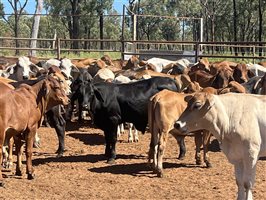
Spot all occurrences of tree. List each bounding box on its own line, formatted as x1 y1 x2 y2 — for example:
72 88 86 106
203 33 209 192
258 0 263 56
233 0 238 55
45 0 113 51
29 0 43 56
1 0 29 55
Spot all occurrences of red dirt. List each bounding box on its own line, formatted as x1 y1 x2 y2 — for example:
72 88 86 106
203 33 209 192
1 120 265 199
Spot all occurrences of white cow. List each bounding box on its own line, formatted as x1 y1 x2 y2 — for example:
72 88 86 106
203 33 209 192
0 56 41 80
174 92 266 200
146 57 193 73
246 63 266 76
43 58 79 81
93 68 115 83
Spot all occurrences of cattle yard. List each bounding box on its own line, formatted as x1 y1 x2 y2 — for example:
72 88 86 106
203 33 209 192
1 2 266 199
0 52 265 200
1 37 266 63
0 124 265 199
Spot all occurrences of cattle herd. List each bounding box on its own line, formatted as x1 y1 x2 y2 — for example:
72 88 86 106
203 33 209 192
0 55 265 199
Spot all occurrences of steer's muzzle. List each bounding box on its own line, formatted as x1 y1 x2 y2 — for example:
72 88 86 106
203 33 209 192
82 103 90 110
23 75 29 80
174 121 188 133
61 97 70 106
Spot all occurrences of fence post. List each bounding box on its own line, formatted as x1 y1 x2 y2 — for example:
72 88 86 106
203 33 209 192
56 38 61 59
253 45 255 63
195 42 199 62
121 5 126 60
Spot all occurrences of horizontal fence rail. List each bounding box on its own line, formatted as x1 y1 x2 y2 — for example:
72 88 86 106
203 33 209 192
0 37 265 62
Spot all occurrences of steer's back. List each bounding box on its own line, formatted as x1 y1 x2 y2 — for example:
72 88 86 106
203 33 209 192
218 93 266 156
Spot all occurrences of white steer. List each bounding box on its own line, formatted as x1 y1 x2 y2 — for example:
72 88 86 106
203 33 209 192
174 92 266 200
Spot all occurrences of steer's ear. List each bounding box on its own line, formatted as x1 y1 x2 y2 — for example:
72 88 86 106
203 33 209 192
205 93 215 109
43 80 50 96
94 88 104 103
184 95 193 102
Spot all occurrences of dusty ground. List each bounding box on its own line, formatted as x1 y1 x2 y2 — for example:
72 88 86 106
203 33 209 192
1 120 265 200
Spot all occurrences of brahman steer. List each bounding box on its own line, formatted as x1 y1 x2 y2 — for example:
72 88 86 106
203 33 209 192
0 75 69 186
174 92 266 200
82 77 189 163
148 90 211 177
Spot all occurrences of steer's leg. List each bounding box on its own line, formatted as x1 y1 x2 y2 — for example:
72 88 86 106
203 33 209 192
235 161 245 200
203 130 212 168
175 135 186 160
0 130 5 187
242 154 258 200
46 107 66 157
104 125 118 164
151 126 159 173
128 123 133 143
157 130 169 178
14 136 24 176
133 125 139 142
6 137 14 169
25 127 36 180
194 131 202 165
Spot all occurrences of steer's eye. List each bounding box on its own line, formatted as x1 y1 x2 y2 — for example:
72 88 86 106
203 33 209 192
193 102 202 110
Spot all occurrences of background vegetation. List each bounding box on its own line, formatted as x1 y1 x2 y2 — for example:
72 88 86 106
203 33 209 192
0 0 265 59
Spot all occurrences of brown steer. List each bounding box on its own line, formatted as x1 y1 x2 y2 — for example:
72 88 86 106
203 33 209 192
0 75 69 186
148 90 211 177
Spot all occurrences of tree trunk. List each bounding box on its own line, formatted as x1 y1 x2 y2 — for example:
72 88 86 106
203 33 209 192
29 0 43 57
14 1 19 55
258 0 263 56
233 0 238 56
71 0 81 50
100 12 104 50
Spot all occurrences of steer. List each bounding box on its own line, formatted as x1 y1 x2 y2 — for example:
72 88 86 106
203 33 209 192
0 75 69 186
174 92 266 200
148 90 211 177
82 77 189 163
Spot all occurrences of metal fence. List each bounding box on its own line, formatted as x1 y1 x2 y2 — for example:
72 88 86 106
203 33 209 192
0 37 265 62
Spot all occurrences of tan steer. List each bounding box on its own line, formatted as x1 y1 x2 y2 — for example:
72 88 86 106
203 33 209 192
174 92 266 200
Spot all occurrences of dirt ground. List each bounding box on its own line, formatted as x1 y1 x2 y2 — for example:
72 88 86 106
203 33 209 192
1 119 265 200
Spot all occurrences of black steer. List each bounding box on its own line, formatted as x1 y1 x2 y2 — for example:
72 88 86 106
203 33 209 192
67 68 93 122
83 76 188 163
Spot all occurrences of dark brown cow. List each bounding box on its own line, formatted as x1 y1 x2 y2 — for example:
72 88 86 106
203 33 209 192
188 70 216 88
0 75 69 186
232 63 253 83
71 58 97 68
133 69 191 89
258 61 266 68
123 55 140 70
260 73 266 94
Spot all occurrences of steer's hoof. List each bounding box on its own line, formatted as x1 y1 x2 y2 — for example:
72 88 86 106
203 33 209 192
33 141 41 148
56 152 64 158
157 171 164 178
107 158 115 164
15 170 23 176
178 155 185 160
206 162 212 168
196 160 202 165
27 173 35 180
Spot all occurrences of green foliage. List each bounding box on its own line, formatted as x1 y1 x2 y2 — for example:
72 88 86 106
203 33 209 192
0 0 265 58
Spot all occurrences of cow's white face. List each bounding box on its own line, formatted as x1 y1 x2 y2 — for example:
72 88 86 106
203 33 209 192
45 59 61 68
60 58 79 81
18 56 33 79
